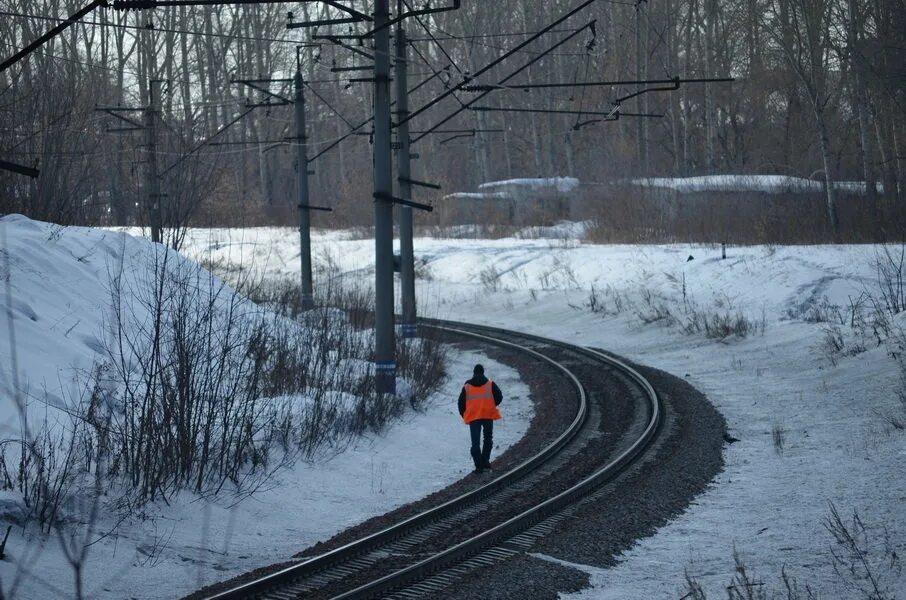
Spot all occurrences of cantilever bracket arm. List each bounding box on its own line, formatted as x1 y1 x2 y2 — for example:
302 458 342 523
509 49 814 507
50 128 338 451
1 0 107 73
374 192 433 212
232 79 293 104
311 34 374 60
287 15 364 29
574 116 618 129
96 107 145 129
613 76 680 104
439 132 473 145
470 106 663 118
319 0 371 21
0 159 40 178
358 0 461 39
572 110 664 130
399 176 441 190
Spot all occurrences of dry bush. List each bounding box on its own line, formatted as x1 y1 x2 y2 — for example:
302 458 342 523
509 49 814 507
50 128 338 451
680 302 762 340
636 292 676 326
824 503 900 599
815 324 869 366
79 245 448 507
772 421 786 456
582 185 906 245
479 264 502 292
681 505 901 600
873 245 906 316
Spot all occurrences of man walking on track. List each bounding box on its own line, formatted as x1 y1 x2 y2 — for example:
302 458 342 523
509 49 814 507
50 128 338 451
458 364 503 473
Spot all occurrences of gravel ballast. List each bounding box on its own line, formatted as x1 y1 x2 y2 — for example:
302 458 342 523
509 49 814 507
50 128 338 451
435 358 726 598
186 337 725 600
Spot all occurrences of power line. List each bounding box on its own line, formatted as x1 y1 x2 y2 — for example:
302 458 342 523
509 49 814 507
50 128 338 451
412 22 596 144
401 0 465 76
304 81 356 128
0 39 145 82
463 77 735 92
419 23 598 59
400 0 601 129
407 40 463 107
406 28 582 42
1 0 107 73
0 9 300 45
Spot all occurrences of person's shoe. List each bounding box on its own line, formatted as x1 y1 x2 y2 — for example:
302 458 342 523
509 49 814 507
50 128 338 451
473 466 486 474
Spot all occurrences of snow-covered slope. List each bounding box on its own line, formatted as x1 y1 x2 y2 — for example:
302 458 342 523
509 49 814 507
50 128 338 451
0 216 533 599
0 215 152 426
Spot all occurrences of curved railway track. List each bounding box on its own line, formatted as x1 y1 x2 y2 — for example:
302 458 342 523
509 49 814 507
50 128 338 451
203 320 663 600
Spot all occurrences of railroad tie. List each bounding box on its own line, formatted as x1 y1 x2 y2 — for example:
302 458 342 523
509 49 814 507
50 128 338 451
262 589 302 600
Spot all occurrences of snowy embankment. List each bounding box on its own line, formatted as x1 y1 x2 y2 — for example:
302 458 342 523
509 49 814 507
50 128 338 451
446 174 883 204
0 215 532 599
445 177 580 202
180 226 906 598
478 177 580 194
630 174 881 195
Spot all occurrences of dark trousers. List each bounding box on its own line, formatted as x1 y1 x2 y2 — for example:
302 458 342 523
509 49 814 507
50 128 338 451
469 419 494 469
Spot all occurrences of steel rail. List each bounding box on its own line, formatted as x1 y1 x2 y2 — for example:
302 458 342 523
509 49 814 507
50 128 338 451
328 320 662 600
203 322 589 600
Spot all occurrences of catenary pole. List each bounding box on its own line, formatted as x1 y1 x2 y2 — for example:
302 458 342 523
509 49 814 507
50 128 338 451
394 15 416 338
294 67 315 310
146 79 163 244
373 0 396 393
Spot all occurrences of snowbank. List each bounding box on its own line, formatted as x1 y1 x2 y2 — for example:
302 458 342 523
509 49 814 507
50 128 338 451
0 217 535 599
630 174 879 194
442 191 513 201
479 177 580 194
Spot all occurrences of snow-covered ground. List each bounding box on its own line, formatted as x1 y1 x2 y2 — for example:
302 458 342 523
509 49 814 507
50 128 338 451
177 225 906 598
2 217 904 598
0 215 533 599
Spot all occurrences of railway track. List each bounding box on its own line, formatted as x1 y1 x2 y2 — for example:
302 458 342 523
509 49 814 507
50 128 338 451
204 320 662 600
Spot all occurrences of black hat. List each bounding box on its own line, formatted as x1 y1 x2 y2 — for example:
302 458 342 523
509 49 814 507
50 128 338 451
473 364 485 376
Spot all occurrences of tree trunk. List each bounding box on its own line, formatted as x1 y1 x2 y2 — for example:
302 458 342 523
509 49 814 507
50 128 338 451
814 103 839 239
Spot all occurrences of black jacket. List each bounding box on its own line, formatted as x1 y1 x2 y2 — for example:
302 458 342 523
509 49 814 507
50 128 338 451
458 375 503 417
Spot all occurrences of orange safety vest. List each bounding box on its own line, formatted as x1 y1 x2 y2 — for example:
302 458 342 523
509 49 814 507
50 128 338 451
462 380 502 424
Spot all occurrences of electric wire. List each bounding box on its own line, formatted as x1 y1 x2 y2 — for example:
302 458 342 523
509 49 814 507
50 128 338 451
304 80 357 128
411 22 595 144
0 9 301 45
401 0 465 77
407 38 464 107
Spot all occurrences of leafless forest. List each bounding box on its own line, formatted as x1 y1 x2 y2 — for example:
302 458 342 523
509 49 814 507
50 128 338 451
0 0 903 241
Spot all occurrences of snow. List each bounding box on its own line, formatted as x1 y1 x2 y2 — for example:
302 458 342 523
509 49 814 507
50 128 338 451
444 177 580 202
479 177 580 194
629 174 881 195
174 226 905 597
442 191 513 201
3 216 905 597
0 347 531 600
0 215 534 599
